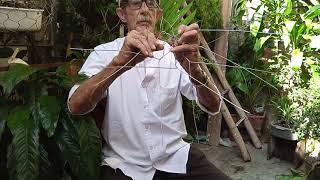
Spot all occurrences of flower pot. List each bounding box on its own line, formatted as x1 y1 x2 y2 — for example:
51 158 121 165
270 124 298 141
248 113 266 137
267 123 299 161
0 6 44 31
230 113 265 138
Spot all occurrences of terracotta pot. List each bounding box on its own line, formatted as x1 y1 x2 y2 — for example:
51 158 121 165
231 113 266 138
248 113 266 137
229 113 266 140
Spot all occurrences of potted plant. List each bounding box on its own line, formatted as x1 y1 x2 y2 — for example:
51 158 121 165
226 55 269 138
0 0 44 31
0 62 102 180
270 96 298 141
267 96 299 161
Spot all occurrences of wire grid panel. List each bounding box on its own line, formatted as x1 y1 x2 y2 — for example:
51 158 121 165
0 6 44 31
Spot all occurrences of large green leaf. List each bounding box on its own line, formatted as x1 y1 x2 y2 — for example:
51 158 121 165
284 0 293 15
159 0 196 39
56 110 101 180
304 5 320 19
7 143 17 180
250 4 265 37
38 96 61 137
0 64 37 96
7 106 31 132
0 106 9 142
254 36 271 52
7 106 40 180
39 145 59 180
55 63 88 89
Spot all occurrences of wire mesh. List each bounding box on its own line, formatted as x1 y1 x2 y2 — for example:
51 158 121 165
0 0 52 32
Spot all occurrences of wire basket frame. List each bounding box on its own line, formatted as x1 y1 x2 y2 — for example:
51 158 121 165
0 0 53 32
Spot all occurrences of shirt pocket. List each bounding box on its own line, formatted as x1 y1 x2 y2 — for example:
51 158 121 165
156 86 178 115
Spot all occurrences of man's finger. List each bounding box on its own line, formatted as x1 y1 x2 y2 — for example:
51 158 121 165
171 44 199 53
146 32 157 50
178 30 199 45
133 33 153 56
129 36 150 56
178 23 199 34
155 40 164 51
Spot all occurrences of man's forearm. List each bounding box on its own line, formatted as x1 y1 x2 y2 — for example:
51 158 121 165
190 66 221 113
68 56 129 114
196 84 221 113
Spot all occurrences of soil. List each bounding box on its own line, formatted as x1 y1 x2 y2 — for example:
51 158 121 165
196 143 293 180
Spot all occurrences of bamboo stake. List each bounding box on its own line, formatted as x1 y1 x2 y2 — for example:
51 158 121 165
181 0 256 160
199 61 251 161
200 33 262 149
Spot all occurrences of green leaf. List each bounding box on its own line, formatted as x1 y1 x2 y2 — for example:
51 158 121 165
159 0 196 38
56 63 89 89
0 64 37 95
7 106 31 132
250 4 265 37
254 36 271 52
8 115 40 180
56 110 101 180
7 143 17 180
38 96 61 137
284 0 292 15
181 11 196 26
0 106 9 142
39 145 58 180
238 83 249 93
304 5 320 19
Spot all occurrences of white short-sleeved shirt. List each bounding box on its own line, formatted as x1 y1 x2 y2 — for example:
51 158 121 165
68 38 219 180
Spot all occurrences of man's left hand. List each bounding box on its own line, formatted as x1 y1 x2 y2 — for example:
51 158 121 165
171 23 204 84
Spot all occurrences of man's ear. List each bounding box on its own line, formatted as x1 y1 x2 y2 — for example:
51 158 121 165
116 8 127 23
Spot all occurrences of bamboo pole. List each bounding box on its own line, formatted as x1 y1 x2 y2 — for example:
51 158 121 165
200 33 262 149
214 0 233 74
199 61 251 162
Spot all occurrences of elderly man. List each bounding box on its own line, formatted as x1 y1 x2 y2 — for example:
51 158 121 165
68 0 230 179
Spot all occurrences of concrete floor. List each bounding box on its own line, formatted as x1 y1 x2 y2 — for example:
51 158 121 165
197 143 293 180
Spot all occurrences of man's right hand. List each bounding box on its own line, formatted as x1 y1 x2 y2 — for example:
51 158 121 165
116 28 164 67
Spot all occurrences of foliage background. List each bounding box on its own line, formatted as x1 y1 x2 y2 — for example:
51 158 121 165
0 0 222 179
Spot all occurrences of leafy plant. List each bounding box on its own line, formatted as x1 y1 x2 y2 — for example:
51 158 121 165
232 0 320 137
296 100 320 139
272 97 296 128
0 63 101 180
159 0 196 39
276 168 305 180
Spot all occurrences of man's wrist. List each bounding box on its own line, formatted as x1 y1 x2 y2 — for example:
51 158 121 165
190 66 208 87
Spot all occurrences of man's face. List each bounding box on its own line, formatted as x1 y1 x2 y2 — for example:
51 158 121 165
117 0 163 33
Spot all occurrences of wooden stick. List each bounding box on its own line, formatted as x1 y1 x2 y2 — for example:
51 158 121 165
200 33 262 149
199 62 251 161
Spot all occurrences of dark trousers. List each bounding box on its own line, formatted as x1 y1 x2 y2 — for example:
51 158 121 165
101 146 231 180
